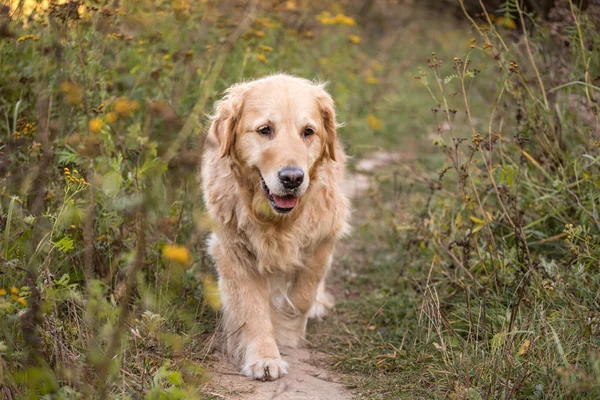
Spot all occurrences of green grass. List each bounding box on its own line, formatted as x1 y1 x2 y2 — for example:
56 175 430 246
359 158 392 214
1 0 600 399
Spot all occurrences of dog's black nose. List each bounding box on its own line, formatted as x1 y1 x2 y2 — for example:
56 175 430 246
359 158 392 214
278 167 304 189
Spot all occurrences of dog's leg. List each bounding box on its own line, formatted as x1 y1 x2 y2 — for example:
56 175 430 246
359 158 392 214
281 241 335 344
218 253 289 381
307 277 335 320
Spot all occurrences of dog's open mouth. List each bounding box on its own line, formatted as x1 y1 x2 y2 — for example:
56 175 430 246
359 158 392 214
260 176 298 214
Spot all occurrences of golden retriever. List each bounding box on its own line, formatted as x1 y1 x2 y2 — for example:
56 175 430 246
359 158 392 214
200 74 350 381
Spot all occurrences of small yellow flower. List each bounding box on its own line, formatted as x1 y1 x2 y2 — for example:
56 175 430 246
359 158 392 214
0 289 6 296
60 81 83 105
64 167 69 172
259 45 273 52
106 112 117 123
366 114 383 130
89 118 103 133
162 245 192 265
16 297 27 306
114 97 130 115
366 75 379 84
518 339 531 356
348 34 360 44
10 287 19 295
70 225 76 229
258 17 275 29
73 169 79 174
163 54 171 60
256 53 268 64
285 0 297 11
338 14 356 26
114 97 139 116
495 16 517 30
17 35 41 42
254 30 265 38
201 275 222 310
318 12 356 26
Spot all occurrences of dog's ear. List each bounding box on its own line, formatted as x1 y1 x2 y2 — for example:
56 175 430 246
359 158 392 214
316 86 338 162
209 84 247 158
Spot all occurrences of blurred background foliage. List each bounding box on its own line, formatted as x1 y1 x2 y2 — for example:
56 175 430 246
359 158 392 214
0 0 599 398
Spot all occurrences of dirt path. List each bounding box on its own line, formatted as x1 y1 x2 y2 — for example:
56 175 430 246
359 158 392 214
207 347 352 400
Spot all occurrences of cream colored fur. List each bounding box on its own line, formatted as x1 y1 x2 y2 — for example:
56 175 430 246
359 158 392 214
199 74 350 381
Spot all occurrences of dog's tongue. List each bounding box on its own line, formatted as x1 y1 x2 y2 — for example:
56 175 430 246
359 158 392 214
272 195 297 209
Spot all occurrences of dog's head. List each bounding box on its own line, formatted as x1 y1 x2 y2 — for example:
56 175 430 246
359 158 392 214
208 74 338 215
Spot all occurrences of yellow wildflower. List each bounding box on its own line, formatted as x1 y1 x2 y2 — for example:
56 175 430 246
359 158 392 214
366 75 379 84
518 339 531 356
114 97 140 116
17 35 41 42
256 53 268 64
201 275 222 310
89 118 103 133
0 289 6 296
285 0 297 11
316 11 333 24
60 81 83 105
10 287 19 295
162 245 192 265
106 112 117 123
317 12 356 26
366 114 383 130
16 297 27 306
495 16 517 30
70 225 76 229
348 34 360 44
254 30 265 38
257 17 275 29
337 14 356 26
259 45 273 52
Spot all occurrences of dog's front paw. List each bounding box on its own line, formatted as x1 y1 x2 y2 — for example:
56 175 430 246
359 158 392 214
241 357 289 381
308 290 334 320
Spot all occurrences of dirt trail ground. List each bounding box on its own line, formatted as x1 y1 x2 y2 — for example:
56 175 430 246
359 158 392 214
207 347 352 400
205 152 403 399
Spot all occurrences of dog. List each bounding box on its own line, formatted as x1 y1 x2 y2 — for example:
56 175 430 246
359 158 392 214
200 74 350 381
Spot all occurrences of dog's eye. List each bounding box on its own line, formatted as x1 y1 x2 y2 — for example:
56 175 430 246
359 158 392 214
257 126 272 136
304 127 314 138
